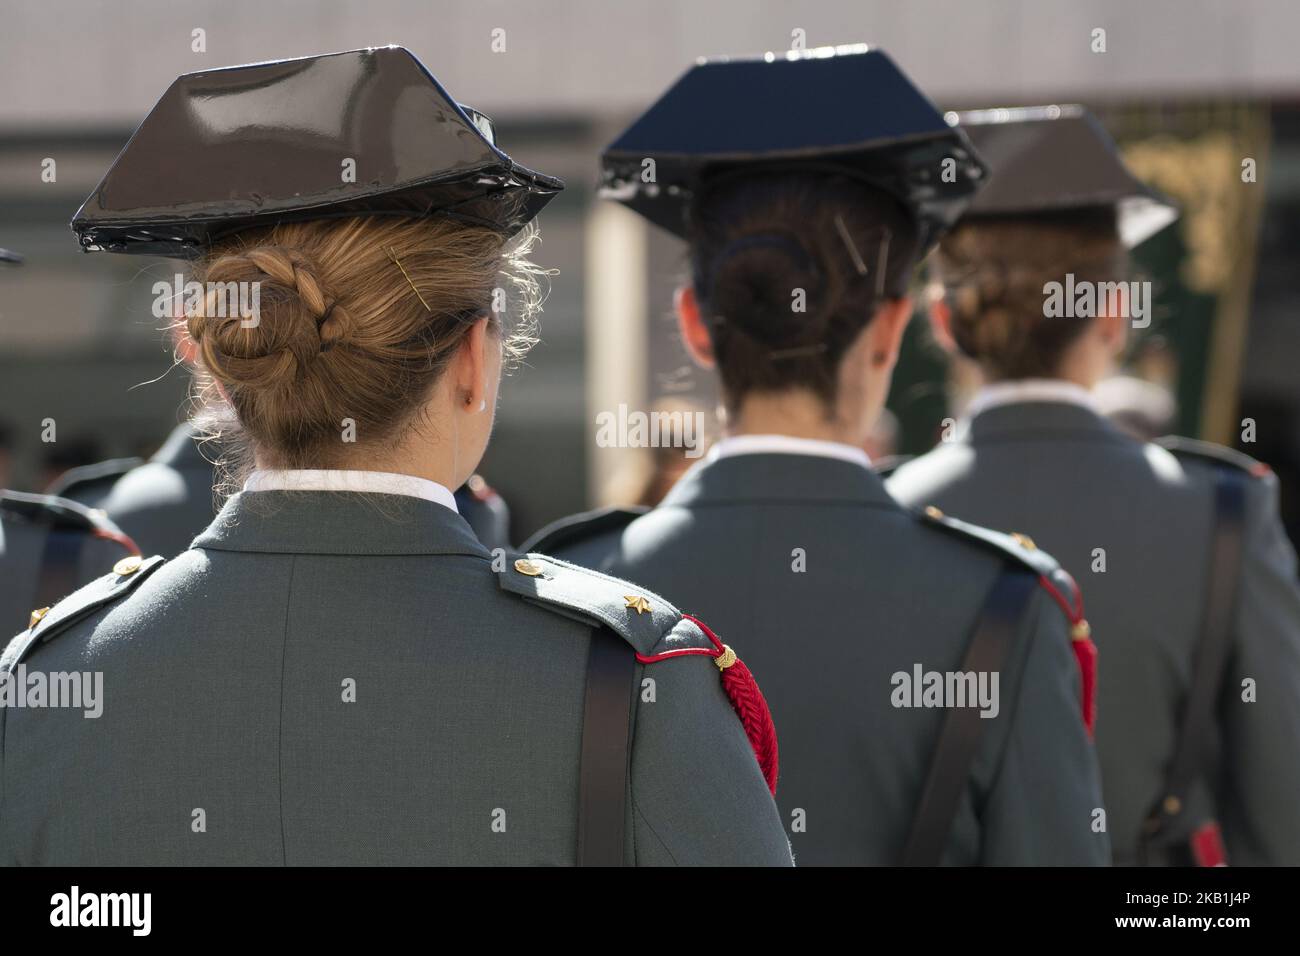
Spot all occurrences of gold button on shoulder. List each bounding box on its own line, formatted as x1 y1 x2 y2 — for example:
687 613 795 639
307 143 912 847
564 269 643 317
113 555 143 576
1010 532 1037 551
1163 795 1182 816
513 558 544 577
924 505 944 519
29 606 51 629
623 595 652 615
714 644 737 671
1071 619 1092 641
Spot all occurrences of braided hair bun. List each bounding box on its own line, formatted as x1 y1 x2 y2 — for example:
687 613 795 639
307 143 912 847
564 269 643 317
933 209 1127 381
183 215 542 467
688 171 921 411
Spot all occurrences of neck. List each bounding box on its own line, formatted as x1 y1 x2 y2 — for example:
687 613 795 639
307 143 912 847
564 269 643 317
728 390 867 445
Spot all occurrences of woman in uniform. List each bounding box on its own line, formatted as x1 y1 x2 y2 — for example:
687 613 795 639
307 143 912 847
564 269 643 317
528 48 1107 865
886 106 1300 865
0 47 789 867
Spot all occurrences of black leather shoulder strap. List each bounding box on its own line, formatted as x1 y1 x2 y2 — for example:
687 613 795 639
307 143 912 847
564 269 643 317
1141 466 1246 854
576 625 637 866
902 567 1040 866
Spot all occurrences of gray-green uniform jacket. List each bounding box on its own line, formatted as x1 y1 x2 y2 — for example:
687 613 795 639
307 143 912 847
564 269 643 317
528 452 1109 865
887 400 1300 865
0 490 791 866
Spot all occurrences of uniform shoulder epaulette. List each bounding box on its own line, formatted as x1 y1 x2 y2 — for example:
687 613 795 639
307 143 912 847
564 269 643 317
915 505 1096 734
0 490 138 553
915 504 1062 579
520 505 648 555
496 551 703 658
872 453 914 478
496 550 780 793
1 554 165 674
1154 435 1272 479
45 456 144 500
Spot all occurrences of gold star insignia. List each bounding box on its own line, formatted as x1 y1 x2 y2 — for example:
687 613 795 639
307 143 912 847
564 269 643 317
623 595 652 615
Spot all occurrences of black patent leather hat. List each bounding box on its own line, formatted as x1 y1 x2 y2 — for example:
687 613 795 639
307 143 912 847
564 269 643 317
954 105 1178 248
600 44 988 253
72 46 564 257
0 248 22 265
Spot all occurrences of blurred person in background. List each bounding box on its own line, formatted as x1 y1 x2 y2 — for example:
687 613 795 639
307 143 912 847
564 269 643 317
1093 373 1178 442
887 106 1300 866
0 248 139 633
37 437 103 492
529 48 1107 866
0 47 789 867
0 422 14 489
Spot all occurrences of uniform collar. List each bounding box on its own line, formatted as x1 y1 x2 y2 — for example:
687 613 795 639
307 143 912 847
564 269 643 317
707 433 873 471
243 469 459 514
193 489 487 557
660 447 898 511
961 394 1130 446
964 379 1100 420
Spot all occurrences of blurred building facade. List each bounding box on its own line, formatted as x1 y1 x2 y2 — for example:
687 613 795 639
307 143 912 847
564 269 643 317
1 0 1298 541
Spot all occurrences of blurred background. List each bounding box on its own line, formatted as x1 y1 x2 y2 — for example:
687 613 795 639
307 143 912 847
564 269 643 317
1 0 1297 545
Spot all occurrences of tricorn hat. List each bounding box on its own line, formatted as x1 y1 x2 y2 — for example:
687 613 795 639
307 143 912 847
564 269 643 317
0 247 22 265
953 105 1178 248
600 44 987 253
72 46 564 257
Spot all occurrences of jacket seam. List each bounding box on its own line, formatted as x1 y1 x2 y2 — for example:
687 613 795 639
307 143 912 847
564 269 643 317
277 554 297 866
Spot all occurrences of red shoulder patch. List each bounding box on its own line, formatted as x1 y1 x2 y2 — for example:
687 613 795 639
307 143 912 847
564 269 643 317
1036 569 1097 737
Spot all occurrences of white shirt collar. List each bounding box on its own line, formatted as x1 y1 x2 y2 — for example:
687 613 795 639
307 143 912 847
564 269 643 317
707 434 873 471
964 379 1100 420
243 469 459 513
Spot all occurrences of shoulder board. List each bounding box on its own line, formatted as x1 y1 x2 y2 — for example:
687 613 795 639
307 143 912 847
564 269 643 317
46 456 143 499
1154 435 1272 478
915 506 1094 733
1 555 166 674
520 505 648 555
496 552 711 658
914 505 1063 578
872 454 915 478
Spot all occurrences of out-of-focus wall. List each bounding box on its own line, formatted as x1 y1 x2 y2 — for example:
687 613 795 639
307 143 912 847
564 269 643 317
3 0 1300 123
2 0 1299 540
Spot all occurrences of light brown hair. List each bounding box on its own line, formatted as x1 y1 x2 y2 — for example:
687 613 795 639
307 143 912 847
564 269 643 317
932 209 1127 381
181 216 544 473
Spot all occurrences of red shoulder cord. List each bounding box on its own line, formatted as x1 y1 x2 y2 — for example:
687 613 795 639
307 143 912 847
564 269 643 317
93 527 140 557
1036 571 1097 737
634 615 779 795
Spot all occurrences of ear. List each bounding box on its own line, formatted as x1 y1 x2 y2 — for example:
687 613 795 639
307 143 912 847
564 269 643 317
674 285 715 369
865 297 915 369
1097 292 1129 358
454 316 494 412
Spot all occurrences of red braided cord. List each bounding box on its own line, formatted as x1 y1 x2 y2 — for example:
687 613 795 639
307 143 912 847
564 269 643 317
681 614 780 795
719 655 779 794
94 528 140 556
1037 573 1097 737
